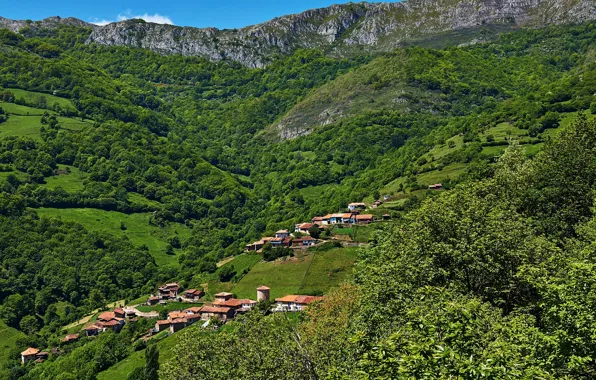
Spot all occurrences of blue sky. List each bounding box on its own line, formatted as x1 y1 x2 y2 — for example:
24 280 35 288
2 1 391 29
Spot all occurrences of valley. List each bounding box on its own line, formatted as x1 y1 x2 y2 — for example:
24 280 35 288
0 3 596 378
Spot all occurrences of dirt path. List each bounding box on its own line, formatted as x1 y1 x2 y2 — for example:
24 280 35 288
217 256 235 267
125 306 159 319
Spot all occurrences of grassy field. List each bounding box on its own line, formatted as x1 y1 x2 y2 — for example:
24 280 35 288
299 247 359 294
232 247 358 299
0 98 91 140
232 253 314 299
42 165 86 191
203 253 263 297
0 115 44 140
7 88 74 109
34 208 192 267
0 320 25 372
97 330 183 380
0 106 91 140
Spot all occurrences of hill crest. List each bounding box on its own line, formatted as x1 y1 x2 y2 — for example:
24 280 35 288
1 0 594 67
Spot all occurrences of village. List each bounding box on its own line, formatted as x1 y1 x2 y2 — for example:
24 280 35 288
244 200 396 252
19 193 448 366
20 284 323 365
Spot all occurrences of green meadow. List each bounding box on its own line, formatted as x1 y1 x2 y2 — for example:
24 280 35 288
34 208 192 267
232 247 358 299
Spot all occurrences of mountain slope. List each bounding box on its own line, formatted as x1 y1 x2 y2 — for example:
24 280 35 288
2 0 595 67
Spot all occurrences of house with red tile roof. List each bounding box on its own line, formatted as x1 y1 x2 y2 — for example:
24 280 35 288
212 298 244 309
214 292 234 301
83 324 100 337
158 283 180 299
155 320 171 332
356 214 374 224
348 202 367 211
61 334 79 344
170 318 187 333
295 223 315 234
21 347 39 364
274 295 324 312
147 296 159 305
275 230 290 238
184 289 204 300
97 312 116 322
291 236 316 247
113 308 125 319
184 307 202 314
198 305 235 321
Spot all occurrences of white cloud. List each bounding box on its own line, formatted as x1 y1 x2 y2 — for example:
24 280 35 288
91 11 174 26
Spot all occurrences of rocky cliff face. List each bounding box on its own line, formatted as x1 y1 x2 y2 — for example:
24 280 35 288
0 16 93 32
2 0 595 67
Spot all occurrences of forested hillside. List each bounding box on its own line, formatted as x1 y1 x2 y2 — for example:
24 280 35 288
0 12 596 380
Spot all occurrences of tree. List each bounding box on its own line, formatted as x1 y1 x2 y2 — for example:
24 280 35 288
308 224 321 239
218 265 236 282
19 315 40 335
145 345 159 380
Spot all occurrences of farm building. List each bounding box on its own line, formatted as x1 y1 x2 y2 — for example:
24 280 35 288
275 230 290 238
348 202 367 211
274 295 324 312
21 348 40 365
184 289 205 300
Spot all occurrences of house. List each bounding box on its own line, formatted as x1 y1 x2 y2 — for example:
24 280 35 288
212 298 244 309
274 295 324 312
34 352 49 363
428 183 443 190
83 324 100 337
61 334 79 344
341 213 356 224
214 292 234 301
185 313 202 325
97 312 116 322
312 216 325 226
236 299 258 314
170 318 187 333
245 237 275 252
147 296 159 306
102 319 124 332
184 307 202 315
383 214 391 220
356 214 374 224
184 289 205 300
155 320 171 332
125 310 137 319
158 283 180 299
275 230 290 238
199 305 235 321
168 311 188 320
282 236 293 247
348 202 367 212
292 237 316 247
114 308 125 319
295 223 315 234
21 347 39 365
328 214 346 224
270 237 285 247
372 200 382 208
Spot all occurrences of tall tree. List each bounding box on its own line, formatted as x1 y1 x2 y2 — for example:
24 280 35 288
145 344 159 380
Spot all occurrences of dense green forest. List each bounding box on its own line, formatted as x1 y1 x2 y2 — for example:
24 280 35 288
0 18 595 379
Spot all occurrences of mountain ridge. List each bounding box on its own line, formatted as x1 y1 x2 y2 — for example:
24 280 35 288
1 0 595 68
